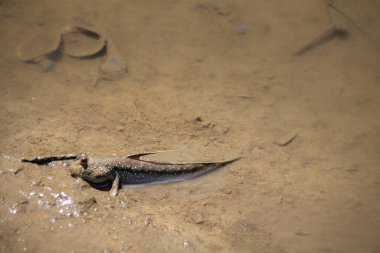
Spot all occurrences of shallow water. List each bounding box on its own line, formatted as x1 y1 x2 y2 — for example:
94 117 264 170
1 0 380 252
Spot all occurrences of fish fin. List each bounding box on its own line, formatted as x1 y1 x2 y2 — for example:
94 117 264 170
121 157 241 188
127 152 159 161
217 157 241 166
128 152 240 166
127 150 176 162
110 172 120 197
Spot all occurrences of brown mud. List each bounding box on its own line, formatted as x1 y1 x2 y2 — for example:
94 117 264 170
0 0 380 252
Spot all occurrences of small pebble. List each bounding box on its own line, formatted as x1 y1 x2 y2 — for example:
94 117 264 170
193 213 204 224
221 187 232 194
235 25 247 35
144 217 151 226
117 126 125 132
30 180 43 187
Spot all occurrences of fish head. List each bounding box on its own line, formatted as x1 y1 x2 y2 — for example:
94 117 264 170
69 154 111 184
69 154 91 178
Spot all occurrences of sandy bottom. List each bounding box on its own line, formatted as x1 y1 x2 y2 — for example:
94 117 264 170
0 0 380 252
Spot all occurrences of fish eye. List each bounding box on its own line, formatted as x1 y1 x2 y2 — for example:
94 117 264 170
79 155 88 169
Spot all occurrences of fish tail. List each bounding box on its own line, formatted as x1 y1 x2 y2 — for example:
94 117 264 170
192 156 241 176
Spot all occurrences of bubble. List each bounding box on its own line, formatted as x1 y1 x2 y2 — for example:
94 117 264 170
51 192 80 217
9 204 18 214
183 239 189 248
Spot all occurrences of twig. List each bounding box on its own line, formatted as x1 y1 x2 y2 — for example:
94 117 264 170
294 26 348 56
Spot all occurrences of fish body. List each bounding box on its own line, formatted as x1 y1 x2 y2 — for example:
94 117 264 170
69 152 239 196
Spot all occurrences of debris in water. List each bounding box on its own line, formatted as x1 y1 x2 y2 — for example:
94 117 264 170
275 131 298 147
293 26 348 56
11 167 24 175
100 33 127 80
295 231 310 236
30 180 43 187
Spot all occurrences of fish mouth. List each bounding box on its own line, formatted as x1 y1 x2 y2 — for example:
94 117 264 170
69 169 84 178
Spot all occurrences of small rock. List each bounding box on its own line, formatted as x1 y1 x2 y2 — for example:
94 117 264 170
221 187 232 194
30 180 44 187
192 213 204 224
195 116 203 122
144 216 151 226
117 126 125 132
106 204 114 209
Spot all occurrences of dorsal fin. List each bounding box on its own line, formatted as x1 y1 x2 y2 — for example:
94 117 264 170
127 151 180 165
127 152 158 161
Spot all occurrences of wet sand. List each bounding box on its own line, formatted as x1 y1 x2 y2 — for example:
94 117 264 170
0 0 380 252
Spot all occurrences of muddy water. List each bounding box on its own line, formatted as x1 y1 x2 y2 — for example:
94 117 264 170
1 0 380 252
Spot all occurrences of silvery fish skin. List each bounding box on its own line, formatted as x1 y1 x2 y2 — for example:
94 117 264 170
69 152 240 196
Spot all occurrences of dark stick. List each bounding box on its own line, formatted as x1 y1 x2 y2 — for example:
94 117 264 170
294 26 348 56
